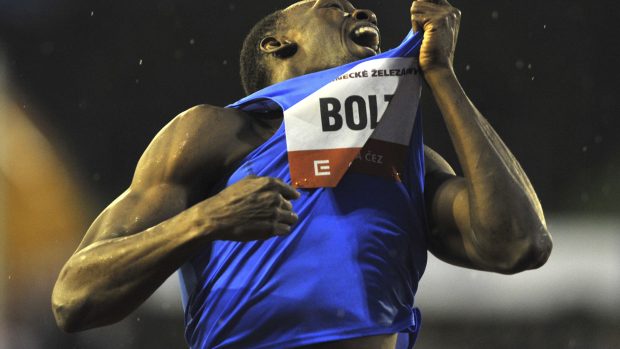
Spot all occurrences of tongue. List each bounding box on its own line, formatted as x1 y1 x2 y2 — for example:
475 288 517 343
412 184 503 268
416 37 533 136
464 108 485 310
353 32 378 49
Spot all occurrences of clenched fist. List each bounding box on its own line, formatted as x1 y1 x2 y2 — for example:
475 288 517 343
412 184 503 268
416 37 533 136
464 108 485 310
411 0 461 74
196 176 300 242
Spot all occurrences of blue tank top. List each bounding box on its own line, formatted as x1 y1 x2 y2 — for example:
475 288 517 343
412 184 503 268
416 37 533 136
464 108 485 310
180 32 428 349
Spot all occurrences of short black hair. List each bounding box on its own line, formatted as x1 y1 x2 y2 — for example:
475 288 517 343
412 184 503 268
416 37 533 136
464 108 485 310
240 10 285 95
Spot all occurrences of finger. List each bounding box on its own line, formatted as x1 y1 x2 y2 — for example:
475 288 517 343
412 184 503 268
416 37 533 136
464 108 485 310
411 14 429 33
273 222 293 236
415 0 450 5
268 178 301 200
276 207 298 225
412 20 421 33
279 195 293 210
411 1 442 13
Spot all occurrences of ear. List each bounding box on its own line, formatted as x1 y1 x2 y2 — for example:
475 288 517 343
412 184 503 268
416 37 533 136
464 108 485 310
259 36 298 59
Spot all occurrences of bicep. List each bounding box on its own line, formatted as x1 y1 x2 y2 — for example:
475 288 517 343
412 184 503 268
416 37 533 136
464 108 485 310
76 183 190 252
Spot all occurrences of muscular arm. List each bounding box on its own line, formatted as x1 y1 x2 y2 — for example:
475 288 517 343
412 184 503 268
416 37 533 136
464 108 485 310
413 0 552 273
52 106 299 332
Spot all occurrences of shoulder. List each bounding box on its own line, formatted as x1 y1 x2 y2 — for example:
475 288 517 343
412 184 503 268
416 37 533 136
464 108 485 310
166 104 249 139
132 104 255 189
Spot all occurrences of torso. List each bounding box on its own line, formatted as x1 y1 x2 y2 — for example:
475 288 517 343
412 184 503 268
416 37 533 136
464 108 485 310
181 105 406 349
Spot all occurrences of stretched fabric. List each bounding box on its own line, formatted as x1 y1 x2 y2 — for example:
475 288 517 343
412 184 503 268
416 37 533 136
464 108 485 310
229 31 423 188
179 31 428 349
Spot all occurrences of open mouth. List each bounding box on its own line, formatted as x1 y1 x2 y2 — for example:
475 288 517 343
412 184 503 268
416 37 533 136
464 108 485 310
349 23 380 54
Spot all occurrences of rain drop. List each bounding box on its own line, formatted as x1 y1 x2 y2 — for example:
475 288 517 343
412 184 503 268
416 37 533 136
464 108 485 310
491 11 499 20
515 60 525 70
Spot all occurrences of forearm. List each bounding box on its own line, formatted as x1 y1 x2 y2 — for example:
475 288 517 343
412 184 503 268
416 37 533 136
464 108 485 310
426 69 550 266
52 208 212 331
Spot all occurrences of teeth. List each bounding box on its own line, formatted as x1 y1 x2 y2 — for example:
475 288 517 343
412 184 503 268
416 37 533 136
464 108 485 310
354 26 379 37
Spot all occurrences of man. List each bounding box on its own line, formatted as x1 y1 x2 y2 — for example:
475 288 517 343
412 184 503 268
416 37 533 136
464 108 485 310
52 0 552 348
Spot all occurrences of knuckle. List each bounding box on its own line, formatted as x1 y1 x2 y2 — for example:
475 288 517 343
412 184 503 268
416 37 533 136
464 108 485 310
250 177 267 190
256 192 273 204
268 177 282 186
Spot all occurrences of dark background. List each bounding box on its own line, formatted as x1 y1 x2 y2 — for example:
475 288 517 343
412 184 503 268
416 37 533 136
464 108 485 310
0 0 618 348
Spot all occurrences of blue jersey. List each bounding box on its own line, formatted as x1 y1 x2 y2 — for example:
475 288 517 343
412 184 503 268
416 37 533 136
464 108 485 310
179 31 428 349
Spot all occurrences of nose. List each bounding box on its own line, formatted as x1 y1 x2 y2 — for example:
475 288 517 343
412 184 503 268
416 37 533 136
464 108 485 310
351 9 377 25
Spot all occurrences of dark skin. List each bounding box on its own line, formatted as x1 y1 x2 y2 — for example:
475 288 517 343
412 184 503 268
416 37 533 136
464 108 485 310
52 0 552 347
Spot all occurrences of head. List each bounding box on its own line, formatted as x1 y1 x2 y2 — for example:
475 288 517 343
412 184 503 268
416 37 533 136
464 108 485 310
240 0 380 94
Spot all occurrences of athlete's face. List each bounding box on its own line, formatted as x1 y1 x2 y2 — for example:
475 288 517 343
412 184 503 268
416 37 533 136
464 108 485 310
265 0 380 84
